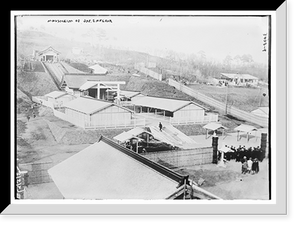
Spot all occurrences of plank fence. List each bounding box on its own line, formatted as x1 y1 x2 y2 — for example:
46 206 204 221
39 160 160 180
168 79 268 127
142 147 213 168
134 64 162 81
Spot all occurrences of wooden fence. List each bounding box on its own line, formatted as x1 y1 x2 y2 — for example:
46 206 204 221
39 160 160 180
168 79 268 127
142 147 213 168
52 109 147 129
134 64 162 81
134 112 218 125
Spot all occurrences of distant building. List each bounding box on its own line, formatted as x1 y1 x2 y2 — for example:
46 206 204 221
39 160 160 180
61 74 112 96
44 91 76 108
33 46 60 62
72 47 82 55
88 64 108 74
219 73 259 87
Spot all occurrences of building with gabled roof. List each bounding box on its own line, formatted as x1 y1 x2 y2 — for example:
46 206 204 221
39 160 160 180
47 136 188 199
33 46 60 62
62 97 135 128
48 135 221 199
88 64 108 74
44 91 76 107
130 96 218 124
219 73 259 86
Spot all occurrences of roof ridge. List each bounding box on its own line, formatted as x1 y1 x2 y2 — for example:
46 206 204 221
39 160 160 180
99 135 189 186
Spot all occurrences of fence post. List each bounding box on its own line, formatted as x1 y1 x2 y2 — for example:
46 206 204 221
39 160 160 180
212 134 219 164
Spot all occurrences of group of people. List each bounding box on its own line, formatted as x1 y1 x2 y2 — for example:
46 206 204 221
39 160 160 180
25 104 38 122
219 145 266 163
241 156 260 175
217 145 263 175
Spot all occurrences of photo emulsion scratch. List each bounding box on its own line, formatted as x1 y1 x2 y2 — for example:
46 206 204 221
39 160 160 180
15 14 270 201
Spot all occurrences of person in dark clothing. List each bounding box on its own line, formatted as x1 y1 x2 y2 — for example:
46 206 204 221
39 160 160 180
252 158 259 174
159 122 163 131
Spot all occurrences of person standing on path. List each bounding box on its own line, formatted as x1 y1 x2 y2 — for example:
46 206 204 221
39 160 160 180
252 158 259 174
247 157 253 174
241 159 248 174
159 122 163 131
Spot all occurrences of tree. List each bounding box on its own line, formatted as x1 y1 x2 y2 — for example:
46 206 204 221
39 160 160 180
241 54 254 63
223 55 233 66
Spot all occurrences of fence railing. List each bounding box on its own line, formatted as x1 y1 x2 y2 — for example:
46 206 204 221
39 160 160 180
168 79 268 127
134 64 162 81
84 118 147 129
170 114 219 125
134 112 218 125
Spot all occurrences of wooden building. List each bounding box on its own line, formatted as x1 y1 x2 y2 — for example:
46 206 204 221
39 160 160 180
48 136 221 199
88 64 108 74
44 91 76 108
219 73 259 87
131 96 218 124
63 97 133 128
33 46 60 62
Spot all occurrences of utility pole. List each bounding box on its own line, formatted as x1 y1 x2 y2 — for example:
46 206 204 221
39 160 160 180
225 84 229 114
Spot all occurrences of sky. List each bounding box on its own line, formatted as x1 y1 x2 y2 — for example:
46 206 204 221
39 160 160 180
16 14 269 64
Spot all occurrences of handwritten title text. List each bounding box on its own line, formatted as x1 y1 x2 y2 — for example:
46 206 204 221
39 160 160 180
47 18 113 23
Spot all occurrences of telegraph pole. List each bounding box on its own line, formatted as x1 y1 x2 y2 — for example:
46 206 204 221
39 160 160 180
225 84 229 114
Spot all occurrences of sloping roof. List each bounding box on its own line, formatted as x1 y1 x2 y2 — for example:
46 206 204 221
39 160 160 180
114 124 199 149
63 74 115 89
38 46 60 55
251 107 269 117
64 97 133 115
64 97 113 115
48 137 186 199
79 81 126 91
131 96 206 112
45 91 67 99
203 122 228 131
234 124 258 133
120 90 142 99
220 73 258 80
88 64 108 74
218 145 233 153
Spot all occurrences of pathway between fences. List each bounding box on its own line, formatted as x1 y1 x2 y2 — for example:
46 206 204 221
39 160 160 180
168 79 268 128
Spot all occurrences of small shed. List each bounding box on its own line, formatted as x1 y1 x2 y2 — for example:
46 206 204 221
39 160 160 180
203 122 228 139
63 97 133 128
88 64 108 74
234 124 258 142
44 91 76 107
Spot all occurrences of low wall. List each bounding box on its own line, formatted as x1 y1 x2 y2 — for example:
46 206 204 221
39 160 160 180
142 147 213 168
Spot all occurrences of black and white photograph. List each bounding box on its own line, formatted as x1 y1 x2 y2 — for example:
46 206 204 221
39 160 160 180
6 7 288 215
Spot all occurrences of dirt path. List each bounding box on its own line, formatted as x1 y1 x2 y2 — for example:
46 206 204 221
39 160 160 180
17 114 90 165
177 159 270 200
